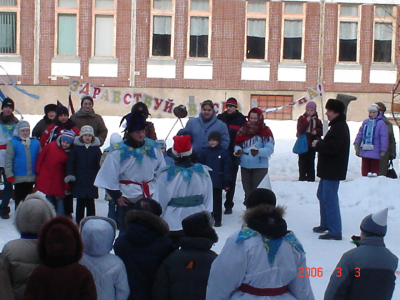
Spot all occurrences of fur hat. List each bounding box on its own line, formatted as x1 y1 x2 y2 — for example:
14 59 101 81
60 129 76 144
134 198 163 217
244 205 287 238
306 101 317 110
246 188 276 209
208 130 221 142
2 97 14 110
360 208 388 237
182 211 218 243
81 95 94 106
368 104 379 112
14 192 56 235
80 125 95 137
172 135 192 157
44 104 57 115
110 132 122 145
375 102 386 113
226 97 238 107
325 99 345 114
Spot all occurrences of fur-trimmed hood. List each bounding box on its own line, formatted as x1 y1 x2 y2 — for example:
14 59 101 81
80 216 116 256
243 205 288 238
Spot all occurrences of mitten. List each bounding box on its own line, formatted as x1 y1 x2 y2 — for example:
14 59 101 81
354 144 361 157
234 149 244 156
7 176 14 183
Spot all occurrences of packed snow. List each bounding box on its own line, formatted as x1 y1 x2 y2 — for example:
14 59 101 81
1 114 399 299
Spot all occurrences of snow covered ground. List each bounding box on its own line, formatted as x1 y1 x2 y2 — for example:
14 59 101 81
1 114 400 299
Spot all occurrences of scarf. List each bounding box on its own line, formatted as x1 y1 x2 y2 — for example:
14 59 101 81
362 117 378 150
235 108 273 145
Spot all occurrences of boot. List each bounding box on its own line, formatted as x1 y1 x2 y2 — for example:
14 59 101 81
1 206 10 219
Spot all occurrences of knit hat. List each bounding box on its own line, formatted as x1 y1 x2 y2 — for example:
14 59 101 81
325 99 345 114
246 188 277 209
360 208 388 237
306 101 317 110
368 104 379 112
80 125 95 137
14 120 30 137
60 129 76 144
44 104 57 115
81 95 94 106
182 211 218 243
156 139 167 149
123 111 147 133
226 97 238 107
172 135 192 157
208 130 221 142
244 205 287 238
134 198 163 216
56 105 69 117
110 132 122 145
375 102 386 113
2 97 14 110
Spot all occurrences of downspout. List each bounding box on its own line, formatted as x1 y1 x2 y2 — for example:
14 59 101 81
130 0 137 87
33 0 40 84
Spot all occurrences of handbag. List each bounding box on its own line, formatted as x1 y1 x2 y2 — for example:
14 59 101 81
386 160 397 179
293 132 308 154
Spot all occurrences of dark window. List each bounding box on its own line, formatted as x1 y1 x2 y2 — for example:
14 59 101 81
374 23 392 63
0 12 16 53
152 16 171 57
339 21 357 62
246 19 265 59
283 20 302 60
189 16 208 58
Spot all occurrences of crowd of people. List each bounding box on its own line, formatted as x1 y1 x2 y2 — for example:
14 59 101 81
0 96 398 300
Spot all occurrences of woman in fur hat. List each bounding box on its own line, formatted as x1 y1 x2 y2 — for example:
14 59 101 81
32 103 57 140
207 199 314 299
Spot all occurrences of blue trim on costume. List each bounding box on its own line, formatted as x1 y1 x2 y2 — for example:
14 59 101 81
105 138 160 164
158 163 208 183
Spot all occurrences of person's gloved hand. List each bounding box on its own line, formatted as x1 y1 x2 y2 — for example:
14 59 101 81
354 144 361 157
7 176 14 183
234 149 244 156
65 190 72 196
381 151 386 157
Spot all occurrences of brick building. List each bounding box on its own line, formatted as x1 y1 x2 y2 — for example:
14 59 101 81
0 0 399 121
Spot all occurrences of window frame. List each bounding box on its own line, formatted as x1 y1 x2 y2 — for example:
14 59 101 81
187 0 212 60
253 94 293 120
150 0 175 59
245 1 269 61
337 4 360 64
372 5 396 64
54 0 79 57
92 0 116 58
281 2 305 62
0 0 20 55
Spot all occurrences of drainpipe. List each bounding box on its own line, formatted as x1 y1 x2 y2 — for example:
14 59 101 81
34 0 40 84
130 0 137 87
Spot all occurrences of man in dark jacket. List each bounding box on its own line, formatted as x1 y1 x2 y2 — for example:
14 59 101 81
311 99 350 240
324 208 398 300
217 97 246 214
32 103 57 140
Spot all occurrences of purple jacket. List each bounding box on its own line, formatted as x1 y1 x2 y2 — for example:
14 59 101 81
354 112 388 159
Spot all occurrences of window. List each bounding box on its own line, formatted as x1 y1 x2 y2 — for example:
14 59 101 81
151 0 174 57
188 0 211 58
253 94 293 120
93 0 115 57
56 0 78 56
373 6 396 63
338 5 359 62
0 0 18 54
282 2 304 60
246 1 268 60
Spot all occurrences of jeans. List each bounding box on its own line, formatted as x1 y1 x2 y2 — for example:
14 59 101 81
46 195 65 215
107 198 119 227
317 179 342 236
0 167 13 210
14 182 34 208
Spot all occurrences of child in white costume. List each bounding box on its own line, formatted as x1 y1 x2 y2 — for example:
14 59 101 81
157 135 213 247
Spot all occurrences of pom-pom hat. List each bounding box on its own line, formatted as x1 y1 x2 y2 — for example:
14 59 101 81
60 130 76 144
172 135 192 157
226 97 238 107
360 208 388 237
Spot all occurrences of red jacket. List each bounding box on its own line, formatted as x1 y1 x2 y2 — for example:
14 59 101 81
35 140 70 198
40 122 80 148
296 113 323 147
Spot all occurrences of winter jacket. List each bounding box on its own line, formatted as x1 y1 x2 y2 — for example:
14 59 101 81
23 216 97 300
70 109 108 145
36 138 70 198
324 236 398 300
0 258 13 300
5 136 40 183
198 145 233 189
217 111 247 153
314 114 350 181
234 135 274 169
0 112 19 168
178 113 229 152
1 193 56 300
80 217 130 300
40 120 80 148
32 116 54 140
354 112 388 160
66 137 102 199
382 114 396 159
152 237 218 300
114 210 175 300
296 113 323 147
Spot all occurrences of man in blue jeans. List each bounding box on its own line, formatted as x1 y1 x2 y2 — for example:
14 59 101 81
0 98 18 219
311 99 350 240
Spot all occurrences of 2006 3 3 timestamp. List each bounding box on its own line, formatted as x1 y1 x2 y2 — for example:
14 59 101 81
299 267 361 277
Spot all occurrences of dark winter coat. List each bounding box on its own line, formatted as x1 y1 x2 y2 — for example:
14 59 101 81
198 145 233 189
114 210 175 300
217 111 247 153
40 120 80 148
296 112 323 147
66 137 102 198
23 216 97 300
314 114 350 181
324 236 398 300
36 138 70 198
32 117 54 140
